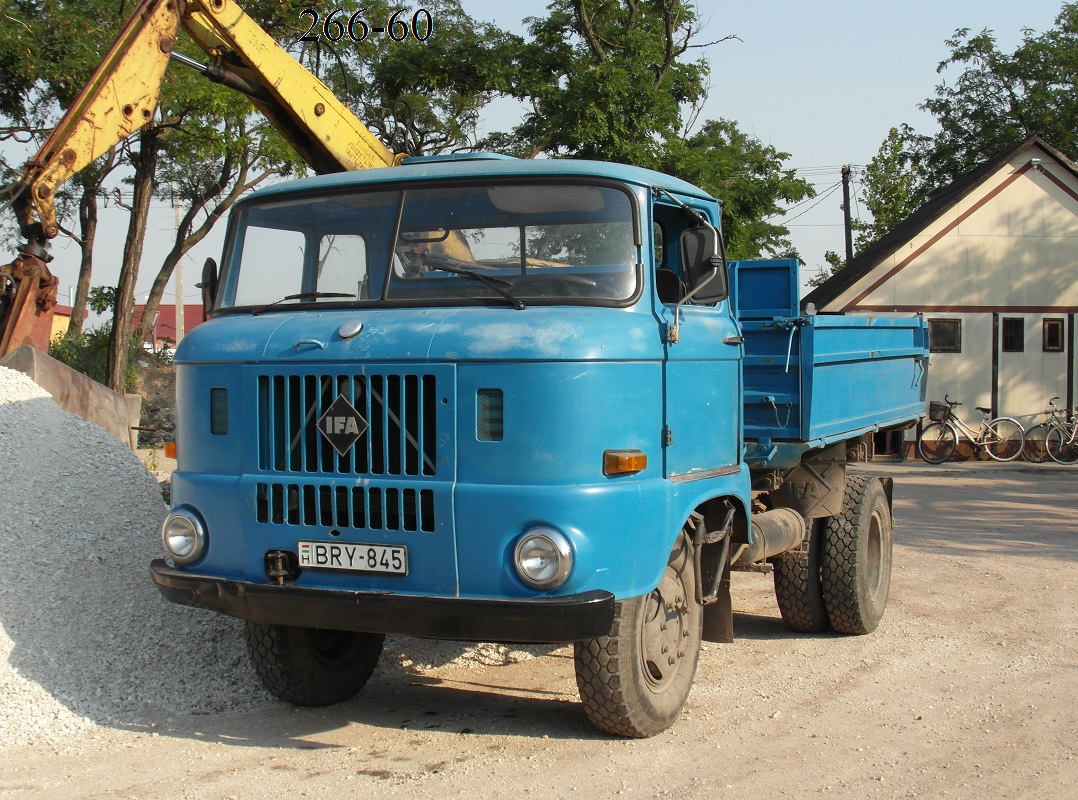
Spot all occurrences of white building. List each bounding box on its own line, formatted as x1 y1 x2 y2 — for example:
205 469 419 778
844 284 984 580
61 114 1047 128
803 136 1078 453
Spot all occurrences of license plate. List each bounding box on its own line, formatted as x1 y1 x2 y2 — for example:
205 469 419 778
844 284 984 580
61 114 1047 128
298 540 408 575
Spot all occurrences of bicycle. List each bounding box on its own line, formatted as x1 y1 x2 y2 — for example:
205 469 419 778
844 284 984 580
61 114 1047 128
1045 407 1078 464
917 396 1025 464
1022 396 1069 463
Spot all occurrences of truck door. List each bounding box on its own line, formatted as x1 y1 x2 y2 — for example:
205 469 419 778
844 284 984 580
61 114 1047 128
654 200 743 478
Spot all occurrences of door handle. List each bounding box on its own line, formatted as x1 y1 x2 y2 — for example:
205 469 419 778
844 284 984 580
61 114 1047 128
723 335 744 345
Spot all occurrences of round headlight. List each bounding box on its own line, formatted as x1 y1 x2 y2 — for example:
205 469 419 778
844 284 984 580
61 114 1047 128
514 528 572 590
161 510 206 565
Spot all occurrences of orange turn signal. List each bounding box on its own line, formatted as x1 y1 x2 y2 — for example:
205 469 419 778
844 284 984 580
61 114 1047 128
603 449 647 476
164 441 177 459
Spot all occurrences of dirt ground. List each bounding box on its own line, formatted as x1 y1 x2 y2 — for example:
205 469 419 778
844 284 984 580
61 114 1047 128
2 462 1075 799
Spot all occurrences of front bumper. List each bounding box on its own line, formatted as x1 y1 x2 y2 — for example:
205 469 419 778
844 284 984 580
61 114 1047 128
150 560 616 643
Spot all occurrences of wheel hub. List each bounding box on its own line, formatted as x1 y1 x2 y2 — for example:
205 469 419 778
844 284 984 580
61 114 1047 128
640 565 689 690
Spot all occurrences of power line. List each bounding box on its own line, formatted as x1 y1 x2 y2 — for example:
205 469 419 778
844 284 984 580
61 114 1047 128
770 181 842 223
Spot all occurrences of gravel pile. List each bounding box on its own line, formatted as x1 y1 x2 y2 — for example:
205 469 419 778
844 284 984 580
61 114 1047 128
0 366 544 747
0 366 271 746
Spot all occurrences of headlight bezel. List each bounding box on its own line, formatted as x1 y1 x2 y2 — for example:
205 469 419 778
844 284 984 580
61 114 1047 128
513 527 573 590
161 508 207 565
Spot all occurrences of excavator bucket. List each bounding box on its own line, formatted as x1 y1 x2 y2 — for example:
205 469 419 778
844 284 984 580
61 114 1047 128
0 249 58 355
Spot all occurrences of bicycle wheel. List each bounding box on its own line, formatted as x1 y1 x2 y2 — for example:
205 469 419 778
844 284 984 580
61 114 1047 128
917 422 957 464
982 417 1024 461
1022 422 1053 463
1046 425 1078 464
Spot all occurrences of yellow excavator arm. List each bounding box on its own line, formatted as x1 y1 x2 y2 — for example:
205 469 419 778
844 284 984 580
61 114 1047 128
2 0 403 354
11 0 401 247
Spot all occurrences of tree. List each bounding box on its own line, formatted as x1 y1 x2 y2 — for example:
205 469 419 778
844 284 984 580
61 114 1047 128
480 2 809 259
661 119 815 259
849 127 921 253
360 0 521 155
849 6 1078 258
0 1 40 121
58 150 119 335
807 250 844 289
488 0 720 165
866 3 1078 220
134 113 299 345
913 5 1078 194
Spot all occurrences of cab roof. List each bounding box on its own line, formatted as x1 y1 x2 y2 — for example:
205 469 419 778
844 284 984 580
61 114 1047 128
249 154 717 204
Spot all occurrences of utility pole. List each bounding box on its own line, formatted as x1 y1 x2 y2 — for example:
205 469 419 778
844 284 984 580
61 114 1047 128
841 165 853 265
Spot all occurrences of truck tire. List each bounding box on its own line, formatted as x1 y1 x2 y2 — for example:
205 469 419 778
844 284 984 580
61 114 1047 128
574 529 702 738
821 474 893 635
772 519 830 632
244 622 384 706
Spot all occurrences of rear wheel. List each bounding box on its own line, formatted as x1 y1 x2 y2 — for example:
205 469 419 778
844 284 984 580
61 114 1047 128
772 519 830 632
983 417 1024 462
1022 422 1053 463
244 622 384 706
917 422 957 464
574 529 702 738
822 474 893 635
1046 425 1078 464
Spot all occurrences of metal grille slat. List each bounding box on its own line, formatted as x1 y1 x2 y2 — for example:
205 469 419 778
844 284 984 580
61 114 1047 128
257 371 439 478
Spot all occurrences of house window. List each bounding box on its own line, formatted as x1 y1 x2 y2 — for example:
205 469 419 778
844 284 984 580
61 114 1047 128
1002 318 1024 352
928 319 961 353
1043 318 1065 352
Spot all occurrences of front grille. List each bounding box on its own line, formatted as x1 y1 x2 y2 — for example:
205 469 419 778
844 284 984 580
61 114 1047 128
256 482 435 532
258 372 439 476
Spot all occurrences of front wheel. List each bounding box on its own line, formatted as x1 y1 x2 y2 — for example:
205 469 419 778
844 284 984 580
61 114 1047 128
574 530 702 738
1046 425 1078 464
244 622 385 706
1022 422 1053 463
917 422 957 464
982 417 1024 461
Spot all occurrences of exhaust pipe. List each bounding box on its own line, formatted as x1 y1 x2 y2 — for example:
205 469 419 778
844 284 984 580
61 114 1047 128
731 507 807 567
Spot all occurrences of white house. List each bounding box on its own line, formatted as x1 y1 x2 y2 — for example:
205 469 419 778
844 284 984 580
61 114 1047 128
803 137 1078 454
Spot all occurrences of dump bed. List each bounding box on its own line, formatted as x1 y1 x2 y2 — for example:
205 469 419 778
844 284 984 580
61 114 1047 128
731 259 929 468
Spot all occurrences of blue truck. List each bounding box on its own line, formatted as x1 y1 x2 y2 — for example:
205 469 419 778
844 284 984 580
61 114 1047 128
151 154 929 738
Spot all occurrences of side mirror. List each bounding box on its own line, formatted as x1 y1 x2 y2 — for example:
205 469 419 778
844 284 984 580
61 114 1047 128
197 257 218 321
679 225 728 304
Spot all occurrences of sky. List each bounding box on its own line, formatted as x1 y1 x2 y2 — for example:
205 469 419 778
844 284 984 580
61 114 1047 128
6 0 1069 315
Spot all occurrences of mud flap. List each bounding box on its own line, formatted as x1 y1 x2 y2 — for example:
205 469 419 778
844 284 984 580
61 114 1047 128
701 560 733 643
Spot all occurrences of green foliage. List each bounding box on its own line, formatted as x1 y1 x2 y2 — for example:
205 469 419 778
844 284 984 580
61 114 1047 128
807 250 845 288
285 0 515 156
0 1 40 120
361 0 521 154
660 119 815 259
490 0 709 165
48 324 138 391
851 127 922 252
87 285 118 314
876 4 1078 213
477 2 808 259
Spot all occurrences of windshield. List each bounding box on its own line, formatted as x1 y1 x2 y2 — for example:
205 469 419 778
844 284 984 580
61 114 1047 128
217 182 639 310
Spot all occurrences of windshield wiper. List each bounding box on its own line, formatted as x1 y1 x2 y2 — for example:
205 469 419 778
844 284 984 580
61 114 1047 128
250 291 355 316
425 258 526 310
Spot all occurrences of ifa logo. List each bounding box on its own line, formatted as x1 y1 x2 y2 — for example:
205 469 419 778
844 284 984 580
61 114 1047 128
316 394 369 455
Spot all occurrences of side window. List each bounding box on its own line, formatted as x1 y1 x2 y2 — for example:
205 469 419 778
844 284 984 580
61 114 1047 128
928 319 961 353
317 235 369 299
1043 318 1065 352
1001 318 1024 352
